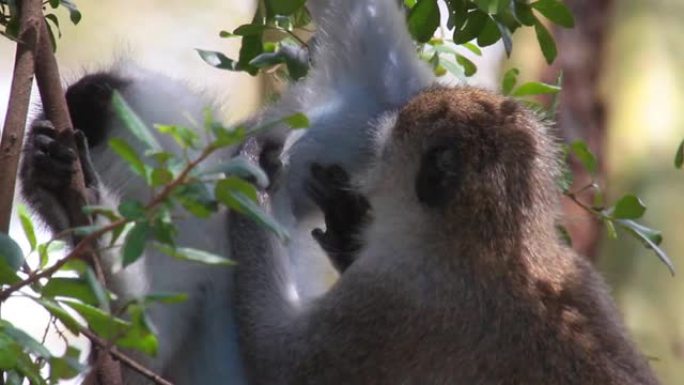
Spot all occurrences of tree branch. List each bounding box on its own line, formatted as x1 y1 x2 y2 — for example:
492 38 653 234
0 0 41 232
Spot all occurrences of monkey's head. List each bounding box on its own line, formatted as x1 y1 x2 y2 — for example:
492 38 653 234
365 86 560 243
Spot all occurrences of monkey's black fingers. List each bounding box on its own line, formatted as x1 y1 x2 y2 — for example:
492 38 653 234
31 120 58 138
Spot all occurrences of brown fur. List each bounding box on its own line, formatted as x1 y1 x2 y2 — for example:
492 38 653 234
231 86 660 385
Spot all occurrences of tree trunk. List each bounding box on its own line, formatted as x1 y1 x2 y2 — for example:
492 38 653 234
542 0 614 260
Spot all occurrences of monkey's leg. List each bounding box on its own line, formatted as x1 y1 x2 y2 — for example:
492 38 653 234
306 163 370 273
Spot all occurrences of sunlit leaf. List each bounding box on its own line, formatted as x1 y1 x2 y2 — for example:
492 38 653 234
111 92 161 151
569 140 598 175
534 19 557 64
42 277 99 306
266 0 306 15
122 222 150 267
531 0 575 28
407 0 440 43
284 112 309 129
675 139 683 169
109 138 147 179
200 156 269 189
0 233 23 272
616 219 674 275
611 194 646 220
511 81 561 97
155 244 234 266
501 68 519 95
196 49 238 71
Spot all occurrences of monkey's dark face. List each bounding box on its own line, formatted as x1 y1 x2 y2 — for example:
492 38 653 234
65 72 130 148
388 86 557 229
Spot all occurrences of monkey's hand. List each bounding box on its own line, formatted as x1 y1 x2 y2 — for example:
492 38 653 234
20 120 101 234
306 163 370 273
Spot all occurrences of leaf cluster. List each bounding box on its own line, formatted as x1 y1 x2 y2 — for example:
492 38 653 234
1 0 80 49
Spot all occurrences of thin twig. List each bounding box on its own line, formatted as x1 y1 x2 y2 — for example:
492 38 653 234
80 327 173 385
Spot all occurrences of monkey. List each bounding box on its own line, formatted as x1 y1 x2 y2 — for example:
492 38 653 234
306 163 371 273
230 85 661 385
19 0 433 383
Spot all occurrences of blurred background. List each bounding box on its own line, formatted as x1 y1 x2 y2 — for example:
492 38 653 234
0 0 682 383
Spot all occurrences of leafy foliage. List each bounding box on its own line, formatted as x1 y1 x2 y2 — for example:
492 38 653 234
198 0 574 81
0 0 81 48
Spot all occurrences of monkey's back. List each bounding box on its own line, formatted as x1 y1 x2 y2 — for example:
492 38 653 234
293 247 659 385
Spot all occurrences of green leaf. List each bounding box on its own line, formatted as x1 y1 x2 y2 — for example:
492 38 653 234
531 0 575 28
111 91 162 151
556 224 572 247
249 52 285 68
36 298 82 335
151 168 174 187
534 19 557 64
461 42 482 55
118 200 146 220
476 16 501 47
155 244 234 266
215 177 258 205
109 138 147 178
233 24 269 36
284 112 309 129
49 346 84 381
116 304 158 356
604 219 618 239
200 156 270 189
0 320 51 358
514 1 538 26
511 81 561 96
60 0 82 25
37 240 65 269
501 68 519 95
611 194 646 220
72 224 105 238
151 217 177 246
84 267 111 311
156 124 199 149
143 292 189 305
0 334 19 369
569 140 598 175
455 54 477 76
675 139 683 169
266 0 306 15
474 0 503 14
175 183 218 218
45 14 61 38
439 59 466 80
60 300 129 340
445 0 467 30
407 0 441 43
42 277 99 306
0 233 23 272
615 219 675 276
215 180 289 241
454 10 488 44
196 49 238 71
493 17 513 56
122 222 150 267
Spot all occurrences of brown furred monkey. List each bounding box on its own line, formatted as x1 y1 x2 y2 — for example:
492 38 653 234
231 86 660 385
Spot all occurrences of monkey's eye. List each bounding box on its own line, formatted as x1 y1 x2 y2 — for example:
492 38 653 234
415 145 462 208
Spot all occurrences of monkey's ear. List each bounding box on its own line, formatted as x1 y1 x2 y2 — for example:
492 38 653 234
415 145 462 208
